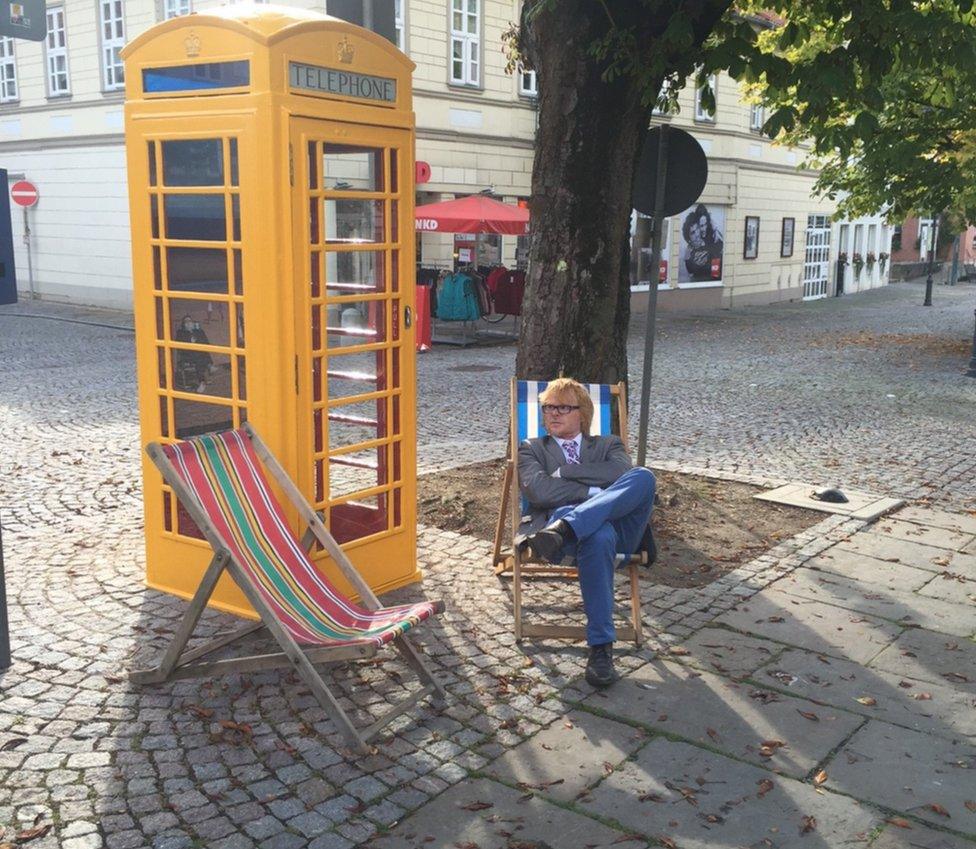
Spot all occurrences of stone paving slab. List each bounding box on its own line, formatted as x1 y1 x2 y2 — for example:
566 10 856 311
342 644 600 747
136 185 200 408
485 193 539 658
754 482 902 520
824 721 976 832
669 627 787 678
894 506 976 537
485 710 648 803
836 535 976 577
871 820 976 848
582 660 863 778
370 777 650 849
866 519 976 553
755 648 976 740
766 569 976 637
917 572 976 607
806 547 935 590
578 737 882 849
714 592 904 664
867 629 976 694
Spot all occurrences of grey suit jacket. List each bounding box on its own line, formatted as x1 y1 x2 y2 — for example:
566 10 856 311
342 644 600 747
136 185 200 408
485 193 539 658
515 434 633 542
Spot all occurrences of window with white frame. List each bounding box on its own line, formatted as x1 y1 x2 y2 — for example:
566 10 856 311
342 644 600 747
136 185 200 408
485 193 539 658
694 74 716 122
45 6 70 96
0 38 17 103
100 0 125 91
394 0 405 51
519 66 536 97
163 0 190 19
450 0 480 86
652 81 673 116
749 103 764 132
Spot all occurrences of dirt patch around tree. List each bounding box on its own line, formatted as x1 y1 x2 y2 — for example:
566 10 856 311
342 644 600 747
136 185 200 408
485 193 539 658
418 459 822 588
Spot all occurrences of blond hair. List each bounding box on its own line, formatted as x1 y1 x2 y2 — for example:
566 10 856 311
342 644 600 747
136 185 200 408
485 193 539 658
539 378 594 435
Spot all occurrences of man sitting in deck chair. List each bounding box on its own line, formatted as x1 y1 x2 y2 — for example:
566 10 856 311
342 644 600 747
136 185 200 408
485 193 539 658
516 378 655 688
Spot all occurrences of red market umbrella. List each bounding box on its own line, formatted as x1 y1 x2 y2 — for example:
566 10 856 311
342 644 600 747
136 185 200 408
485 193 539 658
415 194 529 235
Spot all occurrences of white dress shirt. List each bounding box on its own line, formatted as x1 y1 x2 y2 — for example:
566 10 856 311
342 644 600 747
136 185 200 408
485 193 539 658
551 433 601 496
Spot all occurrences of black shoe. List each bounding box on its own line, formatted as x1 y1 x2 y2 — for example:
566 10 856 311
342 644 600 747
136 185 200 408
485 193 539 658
585 643 618 688
525 519 572 561
638 523 657 565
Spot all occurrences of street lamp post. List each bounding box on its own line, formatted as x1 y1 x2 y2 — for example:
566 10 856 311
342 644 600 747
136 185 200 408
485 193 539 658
966 307 976 378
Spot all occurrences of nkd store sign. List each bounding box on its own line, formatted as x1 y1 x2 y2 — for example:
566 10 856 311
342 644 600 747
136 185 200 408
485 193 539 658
289 61 396 103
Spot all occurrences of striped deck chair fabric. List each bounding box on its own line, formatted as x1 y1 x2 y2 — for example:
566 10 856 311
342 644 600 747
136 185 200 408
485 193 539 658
162 429 441 648
516 380 613 442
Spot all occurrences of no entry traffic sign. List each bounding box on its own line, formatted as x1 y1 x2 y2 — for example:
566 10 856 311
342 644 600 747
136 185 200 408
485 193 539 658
11 179 38 207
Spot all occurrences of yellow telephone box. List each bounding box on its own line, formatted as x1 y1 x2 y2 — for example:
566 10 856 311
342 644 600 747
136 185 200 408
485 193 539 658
122 7 419 616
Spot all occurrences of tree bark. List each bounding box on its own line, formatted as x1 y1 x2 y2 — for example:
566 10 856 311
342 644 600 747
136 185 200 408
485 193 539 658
516 1 647 384
515 0 733 385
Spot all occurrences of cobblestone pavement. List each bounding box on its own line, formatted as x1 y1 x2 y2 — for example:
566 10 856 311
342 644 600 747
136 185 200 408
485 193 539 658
420 280 976 509
1 285 975 848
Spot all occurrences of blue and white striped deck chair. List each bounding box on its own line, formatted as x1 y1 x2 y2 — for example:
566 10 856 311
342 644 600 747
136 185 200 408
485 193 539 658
492 379 645 644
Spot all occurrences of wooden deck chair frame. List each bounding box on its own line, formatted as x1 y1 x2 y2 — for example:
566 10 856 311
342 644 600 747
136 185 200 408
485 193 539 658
130 423 447 755
491 380 645 645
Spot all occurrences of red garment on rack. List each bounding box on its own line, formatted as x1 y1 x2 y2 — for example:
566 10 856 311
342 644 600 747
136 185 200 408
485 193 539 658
485 266 509 297
493 270 525 316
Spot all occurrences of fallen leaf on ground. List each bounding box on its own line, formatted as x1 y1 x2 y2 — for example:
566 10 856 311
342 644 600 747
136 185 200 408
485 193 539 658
187 704 214 719
813 770 828 786
855 696 877 706
912 692 932 701
757 778 774 797
658 838 677 849
965 800 976 812
14 825 52 843
886 817 913 829
759 740 787 758
927 803 951 818
706 727 720 741
797 710 819 722
460 801 493 811
800 815 817 834
669 647 690 656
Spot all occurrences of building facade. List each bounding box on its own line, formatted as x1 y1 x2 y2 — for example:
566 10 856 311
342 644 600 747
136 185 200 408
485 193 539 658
2 0 864 311
889 216 976 280
833 213 893 294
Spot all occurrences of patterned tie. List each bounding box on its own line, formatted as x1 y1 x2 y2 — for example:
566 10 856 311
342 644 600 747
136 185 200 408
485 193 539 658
563 440 581 464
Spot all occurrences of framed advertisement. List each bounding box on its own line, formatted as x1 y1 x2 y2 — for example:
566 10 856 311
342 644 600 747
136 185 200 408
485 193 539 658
743 216 760 260
677 203 725 285
780 217 795 258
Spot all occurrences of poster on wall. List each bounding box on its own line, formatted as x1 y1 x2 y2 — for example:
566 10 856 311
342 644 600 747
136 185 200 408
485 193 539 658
677 203 725 284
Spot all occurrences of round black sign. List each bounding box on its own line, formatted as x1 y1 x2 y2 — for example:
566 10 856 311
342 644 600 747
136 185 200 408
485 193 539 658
632 126 708 217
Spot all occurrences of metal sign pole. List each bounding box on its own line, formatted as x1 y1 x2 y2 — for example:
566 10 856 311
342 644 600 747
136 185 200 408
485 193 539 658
636 124 669 468
923 212 937 306
0 520 10 671
23 207 34 300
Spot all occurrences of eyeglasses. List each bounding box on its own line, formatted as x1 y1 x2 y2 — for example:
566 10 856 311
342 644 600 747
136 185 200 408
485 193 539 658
541 404 580 416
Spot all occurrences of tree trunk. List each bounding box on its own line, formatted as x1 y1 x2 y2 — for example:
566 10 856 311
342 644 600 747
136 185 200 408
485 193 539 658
515 0 733 385
516 1 649 384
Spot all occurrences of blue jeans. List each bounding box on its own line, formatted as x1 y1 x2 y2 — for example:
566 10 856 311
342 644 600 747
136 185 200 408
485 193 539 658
548 467 655 646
